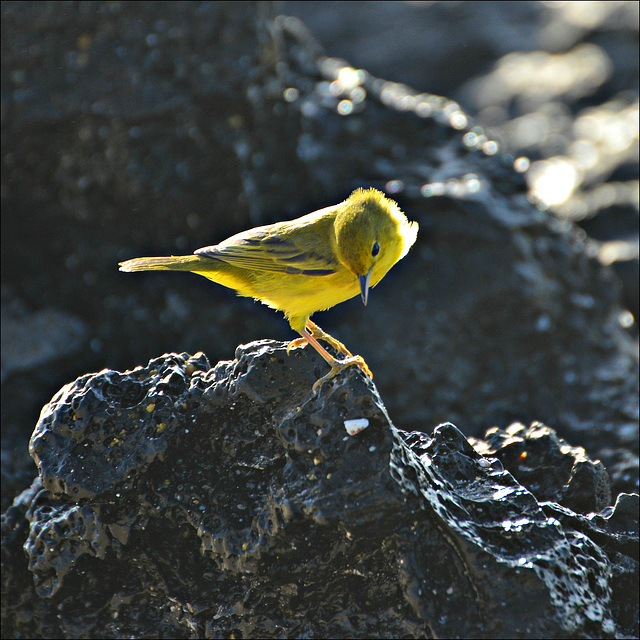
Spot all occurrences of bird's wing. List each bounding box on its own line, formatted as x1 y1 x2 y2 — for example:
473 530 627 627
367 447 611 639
195 225 338 276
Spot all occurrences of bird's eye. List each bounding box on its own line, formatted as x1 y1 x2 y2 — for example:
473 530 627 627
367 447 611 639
372 241 380 257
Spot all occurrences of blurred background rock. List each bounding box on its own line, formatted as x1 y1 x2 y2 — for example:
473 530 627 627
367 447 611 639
284 0 639 315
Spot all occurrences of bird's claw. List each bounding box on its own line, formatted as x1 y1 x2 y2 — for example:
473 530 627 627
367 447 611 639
286 337 308 355
286 334 353 359
311 355 373 393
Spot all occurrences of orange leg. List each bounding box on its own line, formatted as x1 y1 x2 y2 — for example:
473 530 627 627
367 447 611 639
287 320 373 391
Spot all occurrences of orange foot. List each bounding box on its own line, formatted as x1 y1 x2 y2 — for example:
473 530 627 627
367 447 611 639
287 320 373 392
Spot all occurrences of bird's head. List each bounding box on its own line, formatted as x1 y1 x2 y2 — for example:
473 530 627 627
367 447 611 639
334 188 418 305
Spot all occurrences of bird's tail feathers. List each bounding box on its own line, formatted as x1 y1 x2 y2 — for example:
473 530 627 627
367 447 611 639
119 255 206 272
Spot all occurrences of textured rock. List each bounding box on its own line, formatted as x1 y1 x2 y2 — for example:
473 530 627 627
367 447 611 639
470 422 612 513
2 346 637 638
2 3 637 637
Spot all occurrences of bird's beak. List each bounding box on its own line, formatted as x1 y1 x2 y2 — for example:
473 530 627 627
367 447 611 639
359 268 372 306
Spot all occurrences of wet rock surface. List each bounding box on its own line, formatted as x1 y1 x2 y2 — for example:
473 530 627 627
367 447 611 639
2 3 638 637
2 346 637 638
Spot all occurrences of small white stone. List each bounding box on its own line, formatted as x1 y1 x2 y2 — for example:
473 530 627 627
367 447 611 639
344 418 369 436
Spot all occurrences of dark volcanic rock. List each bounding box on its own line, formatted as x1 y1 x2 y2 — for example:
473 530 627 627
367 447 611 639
2 3 638 637
2 346 637 638
470 422 612 513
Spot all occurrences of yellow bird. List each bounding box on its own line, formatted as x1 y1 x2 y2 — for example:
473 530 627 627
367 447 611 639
119 188 418 391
